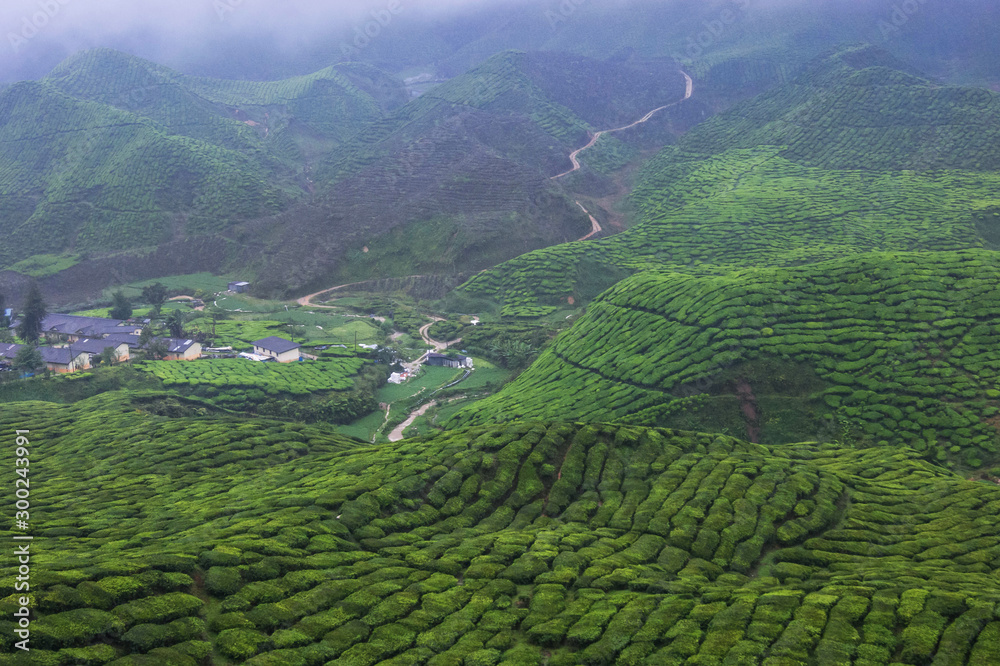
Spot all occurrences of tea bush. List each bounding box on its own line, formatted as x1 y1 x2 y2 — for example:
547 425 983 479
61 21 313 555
4 399 1000 662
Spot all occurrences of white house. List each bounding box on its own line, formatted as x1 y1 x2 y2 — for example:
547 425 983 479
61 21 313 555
252 337 301 363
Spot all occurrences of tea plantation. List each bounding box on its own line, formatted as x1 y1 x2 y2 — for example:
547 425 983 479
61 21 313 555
135 358 366 396
453 251 1000 470
458 46 1000 310
3 395 1000 664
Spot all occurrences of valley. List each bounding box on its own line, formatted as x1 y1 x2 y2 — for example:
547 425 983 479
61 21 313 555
3 5 1000 664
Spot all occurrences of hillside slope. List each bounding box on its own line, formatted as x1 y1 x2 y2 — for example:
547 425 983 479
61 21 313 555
452 251 1000 472
243 51 690 295
1 49 690 303
0 49 400 273
3 394 1000 664
459 46 1000 311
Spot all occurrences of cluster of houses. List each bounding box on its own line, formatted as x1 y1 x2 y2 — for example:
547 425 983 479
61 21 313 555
2 314 201 373
2 313 303 374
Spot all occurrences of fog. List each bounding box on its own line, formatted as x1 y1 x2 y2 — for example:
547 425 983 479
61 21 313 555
0 0 539 81
0 0 995 84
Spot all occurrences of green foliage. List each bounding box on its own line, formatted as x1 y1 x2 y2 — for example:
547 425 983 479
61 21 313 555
459 47 1000 311
108 289 132 319
13 345 44 374
135 358 365 395
3 401 1000 663
15 281 46 345
455 250 1000 468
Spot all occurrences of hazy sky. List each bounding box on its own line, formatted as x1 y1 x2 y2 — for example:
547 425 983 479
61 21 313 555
1 0 994 84
0 0 531 81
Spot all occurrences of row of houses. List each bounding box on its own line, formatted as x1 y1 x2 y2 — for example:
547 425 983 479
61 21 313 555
5 314 202 373
4 314 308 373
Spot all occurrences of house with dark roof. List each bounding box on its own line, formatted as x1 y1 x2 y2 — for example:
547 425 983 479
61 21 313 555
0 343 88 373
95 334 200 360
39 347 89 373
9 314 141 343
102 333 143 349
70 339 131 363
426 353 473 369
252 337 301 363
159 338 202 361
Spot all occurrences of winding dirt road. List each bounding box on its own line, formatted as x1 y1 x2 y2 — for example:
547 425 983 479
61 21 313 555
551 71 694 180
296 281 374 308
388 401 437 442
419 318 448 352
575 202 602 241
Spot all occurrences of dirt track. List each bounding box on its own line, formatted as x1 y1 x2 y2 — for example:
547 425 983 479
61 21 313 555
551 71 694 180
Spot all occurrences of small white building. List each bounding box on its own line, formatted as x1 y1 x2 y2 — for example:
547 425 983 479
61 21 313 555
252 337 301 363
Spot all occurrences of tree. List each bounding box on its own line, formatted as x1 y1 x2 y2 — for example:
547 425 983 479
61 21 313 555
165 309 186 338
137 326 154 349
207 307 230 339
146 338 170 361
110 291 133 320
13 345 43 376
0 290 6 326
15 282 46 346
142 283 168 309
98 347 120 367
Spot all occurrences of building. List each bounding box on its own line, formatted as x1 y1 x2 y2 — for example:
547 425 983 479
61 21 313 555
100 334 200 361
39 347 89 373
239 352 273 362
159 338 202 361
228 281 251 293
0 343 88 373
8 314 142 343
70 339 132 364
426 353 473 369
252 337 301 363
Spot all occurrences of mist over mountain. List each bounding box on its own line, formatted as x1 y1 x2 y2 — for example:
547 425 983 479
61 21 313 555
2 0 999 86
4 5 1000 664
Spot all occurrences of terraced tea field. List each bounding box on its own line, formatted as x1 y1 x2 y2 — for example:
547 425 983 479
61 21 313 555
458 46 1000 311
3 397 1000 664
461 147 1000 310
136 358 366 396
454 251 1000 470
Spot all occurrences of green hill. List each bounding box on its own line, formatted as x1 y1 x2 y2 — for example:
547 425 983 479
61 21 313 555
452 251 1000 472
247 51 690 295
4 393 1000 664
1 49 694 302
0 49 405 274
459 46 1000 311
0 79 287 268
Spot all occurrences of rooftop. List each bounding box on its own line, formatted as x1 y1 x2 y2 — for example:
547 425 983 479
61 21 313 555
252 336 300 354
69 339 130 355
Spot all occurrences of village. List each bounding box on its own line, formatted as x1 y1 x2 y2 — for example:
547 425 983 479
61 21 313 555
1 279 477 379
0 276 504 443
